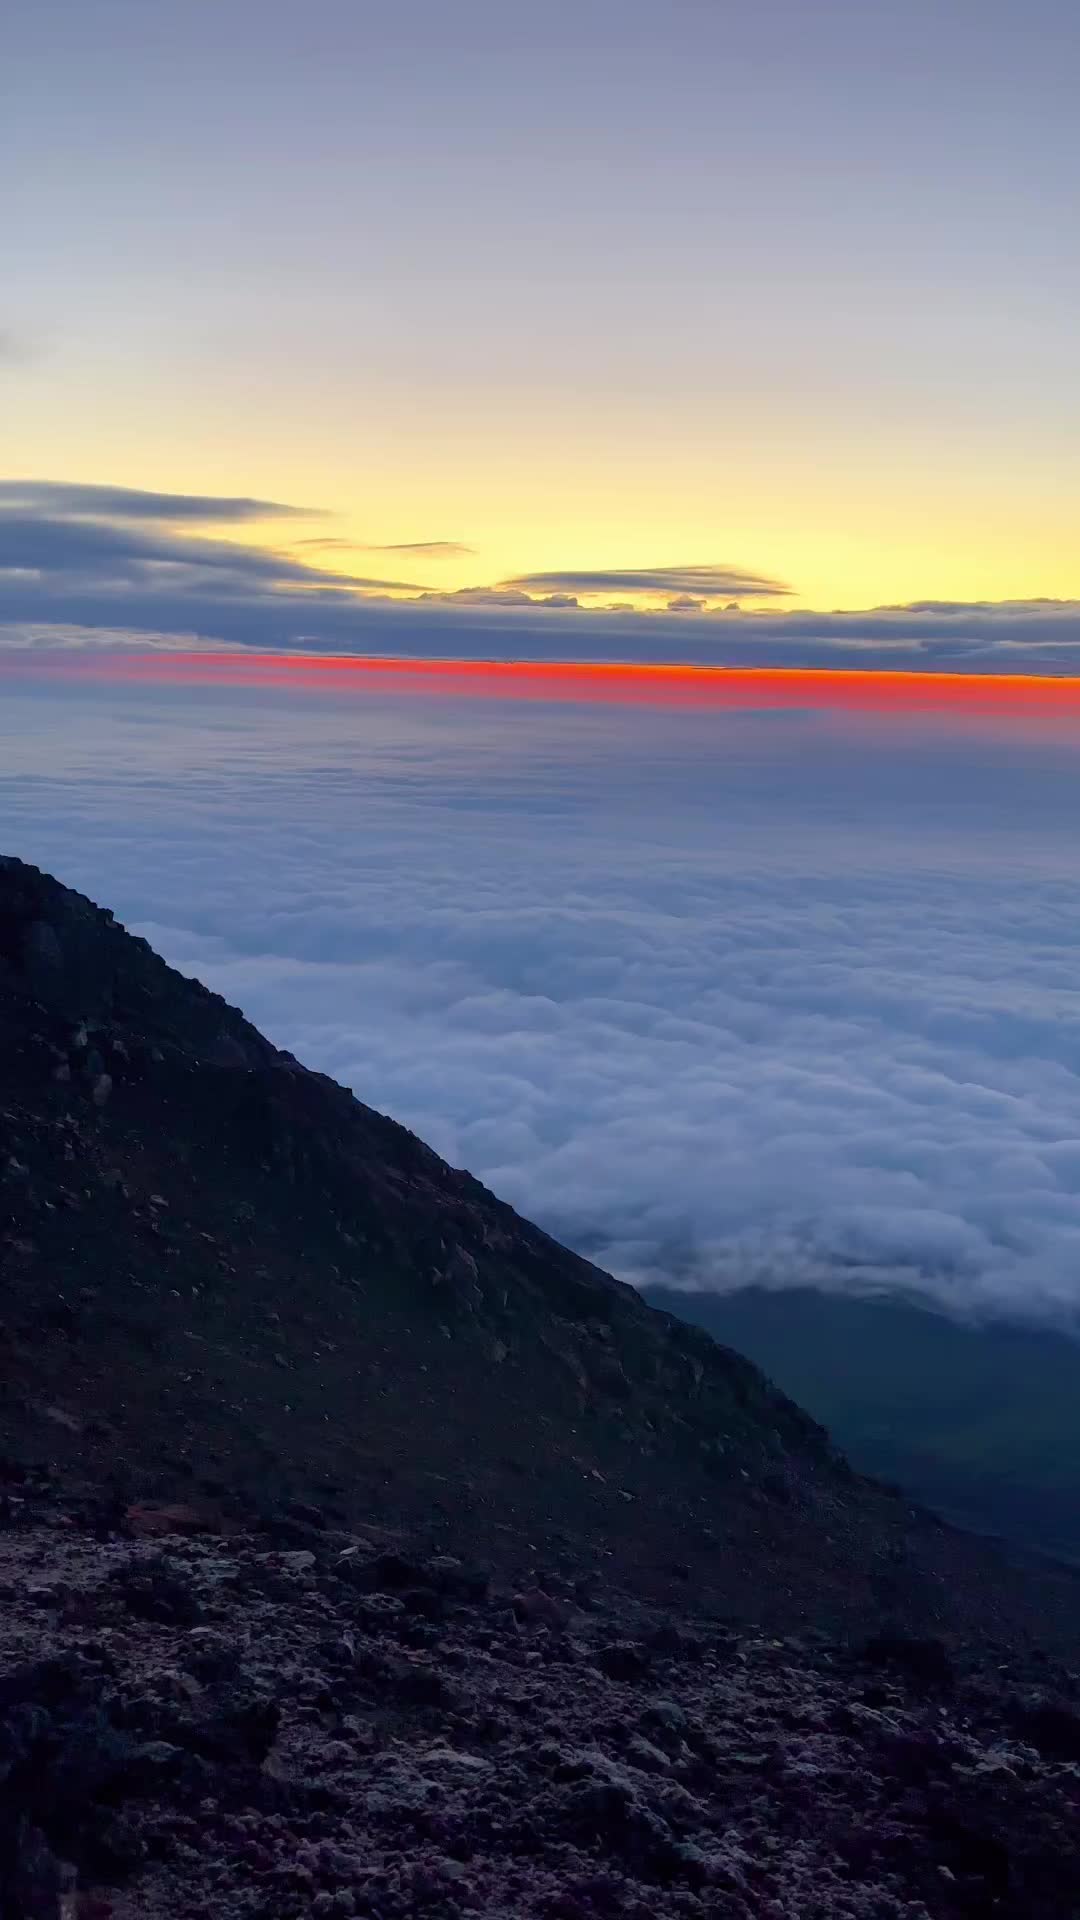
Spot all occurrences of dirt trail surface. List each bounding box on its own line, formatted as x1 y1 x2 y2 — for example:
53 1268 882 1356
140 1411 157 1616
3 1493 1080 1920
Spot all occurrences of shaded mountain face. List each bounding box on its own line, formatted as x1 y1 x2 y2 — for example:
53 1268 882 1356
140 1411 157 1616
2 855 1080 1650
646 1285 1080 1565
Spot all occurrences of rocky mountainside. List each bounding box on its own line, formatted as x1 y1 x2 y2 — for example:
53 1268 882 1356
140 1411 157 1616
2 854 1080 1653
3 1487 1080 1920
5 856 1080 1920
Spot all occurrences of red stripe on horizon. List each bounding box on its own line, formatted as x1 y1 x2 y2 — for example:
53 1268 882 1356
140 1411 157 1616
6 648 1080 715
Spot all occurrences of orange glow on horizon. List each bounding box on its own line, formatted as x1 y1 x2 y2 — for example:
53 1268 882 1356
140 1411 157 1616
7 649 1080 721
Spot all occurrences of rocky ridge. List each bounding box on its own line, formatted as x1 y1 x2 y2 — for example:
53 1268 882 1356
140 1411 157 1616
4 856 1080 1913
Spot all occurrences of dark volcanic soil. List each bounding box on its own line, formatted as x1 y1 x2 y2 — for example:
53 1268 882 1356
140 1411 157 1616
3 1487 1080 1920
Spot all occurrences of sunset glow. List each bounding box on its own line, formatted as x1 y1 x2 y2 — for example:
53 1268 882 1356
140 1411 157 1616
9 648 1080 720
8 4 1080 619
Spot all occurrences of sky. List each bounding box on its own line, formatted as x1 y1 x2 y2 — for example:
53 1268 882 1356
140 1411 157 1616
5 4 1080 1329
6 0 1080 614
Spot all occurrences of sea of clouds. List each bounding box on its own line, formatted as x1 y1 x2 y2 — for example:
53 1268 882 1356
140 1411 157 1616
5 658 1080 1325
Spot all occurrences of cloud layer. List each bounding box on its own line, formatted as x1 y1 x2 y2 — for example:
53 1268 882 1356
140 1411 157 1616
5 662 1080 1328
5 479 1080 672
501 565 791 599
0 481 318 524
0 478 430 599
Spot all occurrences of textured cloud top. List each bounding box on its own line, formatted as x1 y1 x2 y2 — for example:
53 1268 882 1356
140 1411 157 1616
5 654 1080 1325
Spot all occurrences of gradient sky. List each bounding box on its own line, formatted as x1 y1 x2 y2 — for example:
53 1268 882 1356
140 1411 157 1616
7 0 1079 615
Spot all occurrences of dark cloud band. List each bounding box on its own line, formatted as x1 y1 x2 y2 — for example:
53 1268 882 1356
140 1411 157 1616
502 565 791 599
2 477 1080 674
0 483 425 595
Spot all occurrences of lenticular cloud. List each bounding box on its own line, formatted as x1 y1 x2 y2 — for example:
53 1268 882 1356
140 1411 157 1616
5 663 1080 1326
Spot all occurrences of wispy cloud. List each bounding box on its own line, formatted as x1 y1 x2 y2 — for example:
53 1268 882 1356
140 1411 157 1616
296 537 475 558
416 585 580 609
0 479 321 525
502 565 792 600
0 480 426 597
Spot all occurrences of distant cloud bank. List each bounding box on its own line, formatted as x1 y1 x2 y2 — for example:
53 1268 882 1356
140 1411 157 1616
1 478 1080 674
5 671 1080 1329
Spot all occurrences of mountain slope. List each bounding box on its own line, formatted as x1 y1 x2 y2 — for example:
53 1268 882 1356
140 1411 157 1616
646 1284 1080 1562
3 854 1080 1650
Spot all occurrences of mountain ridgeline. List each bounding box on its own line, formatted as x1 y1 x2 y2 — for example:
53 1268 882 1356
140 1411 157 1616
2 854 1079 1649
